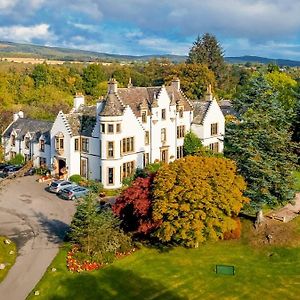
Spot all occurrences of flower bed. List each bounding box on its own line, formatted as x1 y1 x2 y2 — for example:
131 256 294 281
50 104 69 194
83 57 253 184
66 246 137 273
66 247 101 273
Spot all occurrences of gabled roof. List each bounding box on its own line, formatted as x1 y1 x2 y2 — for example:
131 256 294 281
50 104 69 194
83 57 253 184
65 105 97 136
3 118 53 144
115 85 193 117
192 101 212 125
219 100 239 117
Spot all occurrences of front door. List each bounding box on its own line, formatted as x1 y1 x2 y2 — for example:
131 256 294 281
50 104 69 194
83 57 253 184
161 149 168 163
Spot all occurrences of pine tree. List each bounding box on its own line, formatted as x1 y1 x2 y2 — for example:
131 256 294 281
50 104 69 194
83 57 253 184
225 75 297 207
187 33 225 80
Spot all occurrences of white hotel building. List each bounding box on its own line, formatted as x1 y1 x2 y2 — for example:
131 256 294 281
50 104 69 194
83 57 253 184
2 79 225 188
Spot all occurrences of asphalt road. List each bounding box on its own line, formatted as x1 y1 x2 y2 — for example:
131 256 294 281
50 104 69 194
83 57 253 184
0 176 75 300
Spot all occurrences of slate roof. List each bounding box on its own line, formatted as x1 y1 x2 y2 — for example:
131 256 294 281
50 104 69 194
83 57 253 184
65 105 97 136
99 92 125 116
3 118 53 144
109 85 193 117
192 101 212 125
219 100 238 117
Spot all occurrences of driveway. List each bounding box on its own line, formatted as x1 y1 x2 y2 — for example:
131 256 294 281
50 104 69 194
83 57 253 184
0 176 76 300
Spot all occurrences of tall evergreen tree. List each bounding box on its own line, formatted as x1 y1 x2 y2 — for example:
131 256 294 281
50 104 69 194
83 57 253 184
187 33 225 80
225 75 297 207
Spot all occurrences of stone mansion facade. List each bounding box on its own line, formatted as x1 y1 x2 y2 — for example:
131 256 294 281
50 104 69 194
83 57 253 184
2 79 225 188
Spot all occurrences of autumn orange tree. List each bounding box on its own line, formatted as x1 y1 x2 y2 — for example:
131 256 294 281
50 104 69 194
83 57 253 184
152 156 249 247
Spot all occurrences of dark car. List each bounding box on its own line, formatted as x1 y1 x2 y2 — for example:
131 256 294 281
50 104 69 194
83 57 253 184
0 163 9 171
24 167 36 176
3 165 22 177
59 186 89 200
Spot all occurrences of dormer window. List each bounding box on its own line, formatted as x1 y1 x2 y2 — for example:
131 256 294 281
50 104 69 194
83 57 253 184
11 134 16 147
141 110 147 123
25 137 30 150
40 139 45 152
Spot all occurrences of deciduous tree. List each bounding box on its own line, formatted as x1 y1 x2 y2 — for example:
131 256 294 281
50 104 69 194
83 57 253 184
113 176 160 236
152 156 248 247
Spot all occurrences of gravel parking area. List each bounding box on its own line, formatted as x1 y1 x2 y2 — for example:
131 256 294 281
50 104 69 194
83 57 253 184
0 176 75 300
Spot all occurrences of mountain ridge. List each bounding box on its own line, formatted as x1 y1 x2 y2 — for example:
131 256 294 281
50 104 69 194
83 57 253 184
0 41 300 67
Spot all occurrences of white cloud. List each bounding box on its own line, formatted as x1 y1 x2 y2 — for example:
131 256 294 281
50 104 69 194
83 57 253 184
138 37 190 55
71 23 99 32
0 0 18 10
0 24 56 43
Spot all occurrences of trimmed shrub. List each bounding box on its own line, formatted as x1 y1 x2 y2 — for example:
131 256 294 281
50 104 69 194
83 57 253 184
223 218 242 240
69 174 84 185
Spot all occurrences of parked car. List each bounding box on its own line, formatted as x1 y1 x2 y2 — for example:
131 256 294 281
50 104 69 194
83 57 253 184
48 180 76 194
24 167 36 176
2 165 22 177
0 163 9 171
59 186 90 200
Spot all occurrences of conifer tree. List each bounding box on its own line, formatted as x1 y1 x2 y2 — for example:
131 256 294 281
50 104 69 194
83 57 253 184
187 33 225 80
225 75 297 207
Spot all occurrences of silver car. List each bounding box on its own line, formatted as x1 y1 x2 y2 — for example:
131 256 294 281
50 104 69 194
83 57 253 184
48 180 76 193
59 186 90 200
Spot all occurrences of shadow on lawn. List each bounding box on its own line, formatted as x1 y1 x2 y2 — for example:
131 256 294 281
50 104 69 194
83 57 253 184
35 212 70 244
48 267 186 300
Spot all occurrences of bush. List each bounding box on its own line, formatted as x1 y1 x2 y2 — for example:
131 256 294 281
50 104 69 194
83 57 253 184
69 194 132 264
9 154 24 165
69 174 84 185
36 167 50 175
86 180 104 194
223 218 242 240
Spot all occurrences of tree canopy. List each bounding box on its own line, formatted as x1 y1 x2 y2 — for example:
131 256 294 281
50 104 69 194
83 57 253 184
152 156 248 247
225 74 298 207
183 131 203 156
187 33 225 81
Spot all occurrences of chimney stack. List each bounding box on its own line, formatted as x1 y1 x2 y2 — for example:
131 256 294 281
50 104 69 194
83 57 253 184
74 93 85 110
171 77 180 91
13 111 24 122
108 78 118 93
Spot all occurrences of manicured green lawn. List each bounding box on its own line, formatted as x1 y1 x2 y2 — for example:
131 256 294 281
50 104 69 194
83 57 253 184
27 220 300 300
293 170 300 191
0 236 17 282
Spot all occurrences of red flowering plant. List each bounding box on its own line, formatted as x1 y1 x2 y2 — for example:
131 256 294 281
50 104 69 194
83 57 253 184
112 175 161 236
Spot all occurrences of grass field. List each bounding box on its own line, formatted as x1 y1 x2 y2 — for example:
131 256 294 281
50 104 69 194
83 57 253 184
0 237 17 282
293 170 300 191
27 219 300 300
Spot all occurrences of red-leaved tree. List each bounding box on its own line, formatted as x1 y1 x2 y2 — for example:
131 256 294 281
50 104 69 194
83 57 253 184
112 176 160 236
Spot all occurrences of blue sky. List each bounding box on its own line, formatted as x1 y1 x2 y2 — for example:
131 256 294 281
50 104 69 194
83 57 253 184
0 0 300 59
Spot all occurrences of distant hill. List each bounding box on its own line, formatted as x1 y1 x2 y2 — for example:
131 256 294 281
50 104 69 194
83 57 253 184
0 41 300 66
225 55 300 67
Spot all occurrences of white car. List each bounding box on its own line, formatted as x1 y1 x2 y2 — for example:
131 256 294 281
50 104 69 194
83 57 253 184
48 180 76 194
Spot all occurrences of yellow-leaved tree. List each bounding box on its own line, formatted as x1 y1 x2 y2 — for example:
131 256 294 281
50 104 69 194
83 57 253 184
152 156 249 247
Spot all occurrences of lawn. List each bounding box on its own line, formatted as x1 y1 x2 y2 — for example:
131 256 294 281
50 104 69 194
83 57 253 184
27 219 300 300
0 236 17 282
293 170 300 191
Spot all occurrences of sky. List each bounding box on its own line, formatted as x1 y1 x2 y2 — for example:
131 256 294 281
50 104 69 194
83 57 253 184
0 0 300 60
